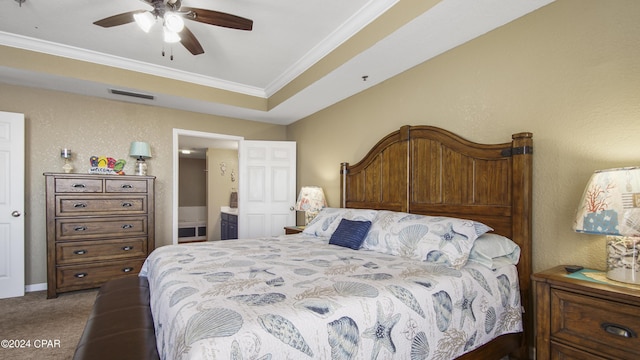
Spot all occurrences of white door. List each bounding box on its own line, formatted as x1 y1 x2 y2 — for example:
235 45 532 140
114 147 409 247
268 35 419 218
0 111 25 299
238 141 296 238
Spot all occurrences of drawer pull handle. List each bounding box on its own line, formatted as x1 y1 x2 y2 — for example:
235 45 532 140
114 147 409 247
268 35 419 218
601 323 636 338
121 202 133 207
73 203 87 208
121 224 133 229
74 226 87 231
74 272 88 278
122 246 133 251
73 250 88 255
122 267 134 273
72 183 86 188
121 184 133 189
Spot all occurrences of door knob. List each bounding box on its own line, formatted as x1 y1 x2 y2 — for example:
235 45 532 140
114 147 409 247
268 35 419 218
11 211 21 217
290 206 295 211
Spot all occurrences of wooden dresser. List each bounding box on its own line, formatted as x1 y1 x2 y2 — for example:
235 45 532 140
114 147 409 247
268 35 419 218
44 173 155 298
533 265 640 360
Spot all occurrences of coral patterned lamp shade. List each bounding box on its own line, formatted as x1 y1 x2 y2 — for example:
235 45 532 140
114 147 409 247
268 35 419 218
295 186 327 225
573 167 640 284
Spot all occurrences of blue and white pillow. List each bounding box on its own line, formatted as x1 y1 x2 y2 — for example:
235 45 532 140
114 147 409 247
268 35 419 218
303 207 378 237
468 233 520 269
361 210 492 269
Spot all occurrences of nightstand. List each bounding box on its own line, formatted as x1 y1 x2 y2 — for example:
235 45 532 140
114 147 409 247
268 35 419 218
532 265 640 360
284 226 304 235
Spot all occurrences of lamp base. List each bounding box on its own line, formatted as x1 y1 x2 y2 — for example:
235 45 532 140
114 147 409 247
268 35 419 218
62 160 73 174
304 210 320 225
135 158 147 176
606 237 640 285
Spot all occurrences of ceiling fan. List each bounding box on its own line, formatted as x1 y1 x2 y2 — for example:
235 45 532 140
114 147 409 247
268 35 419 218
93 0 253 56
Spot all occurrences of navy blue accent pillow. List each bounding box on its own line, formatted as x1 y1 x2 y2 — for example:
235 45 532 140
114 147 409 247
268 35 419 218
329 219 372 250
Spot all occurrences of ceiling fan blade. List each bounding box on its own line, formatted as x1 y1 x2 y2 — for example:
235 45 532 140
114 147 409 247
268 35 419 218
181 7 253 31
93 11 141 27
180 26 204 55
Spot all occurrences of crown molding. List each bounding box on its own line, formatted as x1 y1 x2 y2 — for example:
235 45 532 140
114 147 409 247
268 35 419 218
0 31 266 98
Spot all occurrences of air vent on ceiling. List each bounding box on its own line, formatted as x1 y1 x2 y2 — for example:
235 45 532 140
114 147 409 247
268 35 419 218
109 89 155 100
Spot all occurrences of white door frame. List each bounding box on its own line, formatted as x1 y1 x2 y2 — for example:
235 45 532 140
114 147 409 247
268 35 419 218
172 129 244 244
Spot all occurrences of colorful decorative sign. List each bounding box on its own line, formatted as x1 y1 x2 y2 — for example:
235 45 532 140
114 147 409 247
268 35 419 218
89 156 126 175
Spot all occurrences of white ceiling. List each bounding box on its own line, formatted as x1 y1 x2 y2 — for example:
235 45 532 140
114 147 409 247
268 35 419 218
0 0 554 125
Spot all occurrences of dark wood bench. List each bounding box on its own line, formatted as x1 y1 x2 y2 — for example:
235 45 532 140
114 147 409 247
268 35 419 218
73 276 160 360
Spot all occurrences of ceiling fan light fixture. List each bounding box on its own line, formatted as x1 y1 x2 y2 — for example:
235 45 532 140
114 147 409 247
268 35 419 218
163 27 181 43
133 11 155 33
164 12 184 32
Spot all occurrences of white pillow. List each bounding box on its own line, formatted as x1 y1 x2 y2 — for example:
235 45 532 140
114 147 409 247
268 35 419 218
467 233 520 269
302 207 378 237
361 210 492 269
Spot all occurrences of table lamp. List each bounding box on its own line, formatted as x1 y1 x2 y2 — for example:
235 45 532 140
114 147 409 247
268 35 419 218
129 141 151 175
573 167 640 284
295 186 327 225
61 148 73 173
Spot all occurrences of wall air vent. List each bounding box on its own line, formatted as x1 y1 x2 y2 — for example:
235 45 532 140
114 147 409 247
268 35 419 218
109 89 155 100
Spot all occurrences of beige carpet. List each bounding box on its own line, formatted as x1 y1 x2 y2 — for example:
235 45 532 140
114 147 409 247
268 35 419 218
0 289 97 360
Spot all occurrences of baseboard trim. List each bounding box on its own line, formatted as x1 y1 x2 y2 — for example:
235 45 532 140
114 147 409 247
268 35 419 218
25 283 47 292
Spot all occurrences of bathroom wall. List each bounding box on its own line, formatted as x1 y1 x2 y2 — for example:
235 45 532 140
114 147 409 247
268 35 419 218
178 158 206 206
206 148 239 241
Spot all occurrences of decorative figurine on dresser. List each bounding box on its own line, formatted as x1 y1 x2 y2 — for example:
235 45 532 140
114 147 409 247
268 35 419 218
44 173 155 298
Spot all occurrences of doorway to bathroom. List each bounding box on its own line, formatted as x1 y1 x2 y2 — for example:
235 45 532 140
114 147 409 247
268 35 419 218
173 129 242 244
172 129 297 244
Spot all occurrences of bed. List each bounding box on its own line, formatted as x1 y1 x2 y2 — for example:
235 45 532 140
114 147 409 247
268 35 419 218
73 125 533 360
337 125 533 359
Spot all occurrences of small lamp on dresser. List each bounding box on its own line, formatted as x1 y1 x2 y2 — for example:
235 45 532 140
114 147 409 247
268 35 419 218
573 166 640 284
295 186 327 225
60 148 73 173
129 141 152 176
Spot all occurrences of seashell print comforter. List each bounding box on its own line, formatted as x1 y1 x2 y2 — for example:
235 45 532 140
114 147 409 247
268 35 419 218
140 234 522 360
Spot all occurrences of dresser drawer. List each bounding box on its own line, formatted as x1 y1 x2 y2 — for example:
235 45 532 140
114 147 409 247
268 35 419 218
551 289 640 359
56 216 148 240
106 179 148 193
56 237 148 264
551 341 607 360
56 259 145 290
55 178 103 193
56 196 147 216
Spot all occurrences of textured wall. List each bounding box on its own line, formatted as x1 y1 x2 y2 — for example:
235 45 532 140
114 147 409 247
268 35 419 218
179 158 207 207
289 0 640 273
207 148 239 241
0 84 285 285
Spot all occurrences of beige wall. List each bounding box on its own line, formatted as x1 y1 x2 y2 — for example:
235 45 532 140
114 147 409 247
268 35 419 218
206 149 239 241
178 158 206 207
0 84 286 285
288 0 640 273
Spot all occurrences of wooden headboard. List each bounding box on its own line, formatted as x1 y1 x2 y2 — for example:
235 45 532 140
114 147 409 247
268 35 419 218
340 125 533 358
